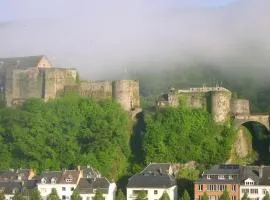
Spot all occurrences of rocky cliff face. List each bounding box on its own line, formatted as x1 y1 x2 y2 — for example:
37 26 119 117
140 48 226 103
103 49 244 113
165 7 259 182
227 126 257 164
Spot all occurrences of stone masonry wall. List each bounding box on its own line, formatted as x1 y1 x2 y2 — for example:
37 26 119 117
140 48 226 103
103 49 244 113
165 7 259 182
79 81 113 100
112 80 140 111
231 99 250 115
43 68 77 101
5 68 43 106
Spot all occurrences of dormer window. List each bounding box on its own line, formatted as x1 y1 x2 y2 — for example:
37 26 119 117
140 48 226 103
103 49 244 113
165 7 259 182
41 178 47 184
51 178 56 184
218 175 225 180
229 175 233 180
207 175 211 180
244 178 254 186
65 176 72 183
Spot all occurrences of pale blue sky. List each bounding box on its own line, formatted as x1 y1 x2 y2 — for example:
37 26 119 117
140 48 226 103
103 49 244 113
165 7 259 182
0 0 237 22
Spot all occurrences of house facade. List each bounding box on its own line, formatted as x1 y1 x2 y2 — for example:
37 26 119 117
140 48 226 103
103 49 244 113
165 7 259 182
194 164 241 200
239 166 270 200
127 163 178 200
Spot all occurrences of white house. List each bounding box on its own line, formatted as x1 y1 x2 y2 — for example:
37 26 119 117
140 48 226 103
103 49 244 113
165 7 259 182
240 166 270 200
126 163 178 200
77 166 116 200
37 170 81 200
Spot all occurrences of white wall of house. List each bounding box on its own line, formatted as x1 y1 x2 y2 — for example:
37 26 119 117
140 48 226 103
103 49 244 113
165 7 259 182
126 186 177 200
4 194 14 200
240 185 270 200
37 183 77 200
79 183 117 200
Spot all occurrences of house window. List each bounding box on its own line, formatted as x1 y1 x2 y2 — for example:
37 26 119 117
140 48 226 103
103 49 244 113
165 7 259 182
250 189 258 194
207 175 211 180
242 189 249 194
218 175 225 180
232 196 236 200
229 175 233 180
154 190 158 195
199 185 203 191
232 185 236 191
62 187 66 191
263 189 267 194
66 178 72 183
71 187 74 191
62 195 66 200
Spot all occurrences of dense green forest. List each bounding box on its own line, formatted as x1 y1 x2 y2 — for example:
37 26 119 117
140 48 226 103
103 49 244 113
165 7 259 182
0 93 238 182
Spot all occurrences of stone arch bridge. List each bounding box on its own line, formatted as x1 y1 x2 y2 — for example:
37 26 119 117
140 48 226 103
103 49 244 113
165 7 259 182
233 114 270 131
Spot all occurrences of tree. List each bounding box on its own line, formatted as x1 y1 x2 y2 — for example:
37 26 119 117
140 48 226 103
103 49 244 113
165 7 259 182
12 192 24 200
0 190 5 200
160 191 170 200
93 190 105 200
71 189 82 200
135 191 147 200
116 190 125 200
29 188 42 200
219 189 230 200
47 188 60 200
181 190 190 200
241 193 250 200
201 192 208 200
263 192 270 200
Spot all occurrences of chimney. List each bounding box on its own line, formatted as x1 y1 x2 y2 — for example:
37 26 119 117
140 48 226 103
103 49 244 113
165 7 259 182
259 165 264 178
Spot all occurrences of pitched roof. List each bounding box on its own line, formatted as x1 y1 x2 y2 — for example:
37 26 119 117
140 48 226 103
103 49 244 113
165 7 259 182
81 166 101 179
143 163 172 174
38 171 62 184
77 178 110 194
204 164 241 175
58 170 80 184
127 172 176 188
0 169 33 181
0 181 22 194
258 166 270 185
0 55 45 69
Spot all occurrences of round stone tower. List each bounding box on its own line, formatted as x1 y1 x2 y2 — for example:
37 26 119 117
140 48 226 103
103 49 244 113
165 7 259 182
231 99 250 115
112 80 140 111
211 90 232 123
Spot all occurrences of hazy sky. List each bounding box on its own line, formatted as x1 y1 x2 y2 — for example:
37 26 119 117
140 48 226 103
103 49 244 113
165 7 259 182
0 0 236 22
0 0 269 79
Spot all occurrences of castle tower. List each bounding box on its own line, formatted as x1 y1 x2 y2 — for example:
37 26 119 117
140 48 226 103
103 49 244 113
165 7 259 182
230 99 250 116
112 80 140 111
210 90 232 123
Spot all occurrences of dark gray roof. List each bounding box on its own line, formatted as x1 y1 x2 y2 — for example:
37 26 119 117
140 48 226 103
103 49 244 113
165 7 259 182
258 166 270 185
77 178 110 194
0 181 22 194
204 164 241 175
38 171 62 183
143 163 171 174
0 169 32 181
0 55 45 69
127 173 176 188
81 166 101 179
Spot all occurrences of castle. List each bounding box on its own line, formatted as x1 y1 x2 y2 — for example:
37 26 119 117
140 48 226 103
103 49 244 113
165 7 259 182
157 85 253 123
0 55 140 111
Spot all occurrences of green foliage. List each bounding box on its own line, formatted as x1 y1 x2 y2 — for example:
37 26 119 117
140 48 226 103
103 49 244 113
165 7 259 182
12 192 24 200
93 190 105 200
160 192 170 200
116 190 126 200
263 192 270 200
0 96 130 179
71 189 82 200
242 193 250 200
201 192 208 200
0 190 4 200
47 188 60 200
135 191 147 200
142 107 236 165
29 188 42 200
219 189 230 200
181 190 190 200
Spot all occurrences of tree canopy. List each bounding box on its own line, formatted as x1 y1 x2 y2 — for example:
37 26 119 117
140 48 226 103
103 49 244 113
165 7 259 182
93 190 105 200
181 190 191 200
219 189 230 200
263 192 270 200
160 191 170 200
71 189 82 200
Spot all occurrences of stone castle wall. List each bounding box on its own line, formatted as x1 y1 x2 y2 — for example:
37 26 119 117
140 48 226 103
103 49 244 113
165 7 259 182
112 80 140 111
43 68 77 101
231 99 250 115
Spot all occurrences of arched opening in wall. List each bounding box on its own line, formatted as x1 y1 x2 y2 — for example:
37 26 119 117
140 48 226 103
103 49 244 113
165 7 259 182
235 121 270 165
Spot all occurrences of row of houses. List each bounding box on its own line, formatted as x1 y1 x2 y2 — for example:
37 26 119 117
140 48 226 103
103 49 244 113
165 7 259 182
0 166 116 200
1 163 269 200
